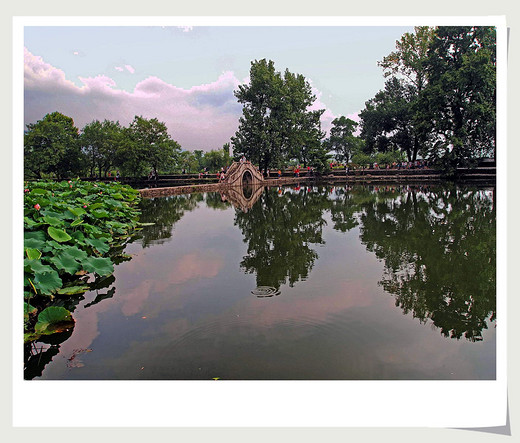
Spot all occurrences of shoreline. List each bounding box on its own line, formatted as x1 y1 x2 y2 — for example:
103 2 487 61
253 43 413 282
138 171 495 198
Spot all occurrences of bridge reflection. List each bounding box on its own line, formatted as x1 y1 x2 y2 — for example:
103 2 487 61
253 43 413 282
220 184 264 212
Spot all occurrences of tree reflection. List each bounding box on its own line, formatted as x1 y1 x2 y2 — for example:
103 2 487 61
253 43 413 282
358 185 496 341
138 193 204 247
235 187 332 289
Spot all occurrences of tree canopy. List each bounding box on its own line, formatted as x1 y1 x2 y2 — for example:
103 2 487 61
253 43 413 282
232 59 325 172
360 26 496 172
24 111 82 179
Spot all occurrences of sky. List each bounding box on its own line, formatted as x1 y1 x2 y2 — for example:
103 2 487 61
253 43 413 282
24 24 414 151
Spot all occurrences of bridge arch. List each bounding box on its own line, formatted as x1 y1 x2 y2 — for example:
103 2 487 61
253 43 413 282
221 161 264 187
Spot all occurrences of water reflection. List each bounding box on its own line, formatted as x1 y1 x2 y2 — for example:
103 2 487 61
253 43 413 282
131 183 496 341
235 186 331 290
138 193 204 247
358 186 496 341
24 183 497 380
220 184 264 212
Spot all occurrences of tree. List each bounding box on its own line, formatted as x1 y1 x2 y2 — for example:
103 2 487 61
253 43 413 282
193 150 205 171
24 111 82 179
378 26 436 93
423 26 496 172
127 116 181 177
360 27 436 163
360 77 422 162
81 119 123 177
324 116 362 164
232 59 325 172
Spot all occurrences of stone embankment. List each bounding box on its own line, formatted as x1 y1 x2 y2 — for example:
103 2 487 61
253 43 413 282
136 165 495 198
139 176 311 198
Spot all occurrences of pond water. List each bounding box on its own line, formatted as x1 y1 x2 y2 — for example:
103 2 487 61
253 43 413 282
24 183 496 380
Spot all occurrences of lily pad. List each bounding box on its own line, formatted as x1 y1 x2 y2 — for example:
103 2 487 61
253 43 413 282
57 285 89 295
47 226 72 243
43 215 64 227
81 256 114 276
34 307 74 335
85 237 110 254
33 270 63 295
49 251 81 274
25 248 42 260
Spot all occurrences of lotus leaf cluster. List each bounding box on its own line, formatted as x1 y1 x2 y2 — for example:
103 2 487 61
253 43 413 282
23 179 142 342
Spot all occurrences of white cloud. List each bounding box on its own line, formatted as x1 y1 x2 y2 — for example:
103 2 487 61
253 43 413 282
125 64 135 74
24 48 339 151
115 66 124 72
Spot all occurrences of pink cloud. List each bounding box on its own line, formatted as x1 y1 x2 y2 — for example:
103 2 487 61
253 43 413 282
24 48 339 151
115 66 124 72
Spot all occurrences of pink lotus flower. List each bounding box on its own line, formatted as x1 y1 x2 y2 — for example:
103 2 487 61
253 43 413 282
83 205 87 208
24 189 29 193
34 204 41 210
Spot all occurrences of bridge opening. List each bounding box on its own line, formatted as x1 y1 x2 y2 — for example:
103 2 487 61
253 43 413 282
242 183 253 199
242 170 253 186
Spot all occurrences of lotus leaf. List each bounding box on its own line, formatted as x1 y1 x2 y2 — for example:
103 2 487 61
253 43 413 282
33 270 63 295
81 256 114 276
50 252 81 274
35 307 74 335
24 259 53 275
24 237 46 250
85 238 110 254
43 215 63 226
67 207 86 217
25 231 46 241
47 226 72 243
64 246 88 261
57 285 89 295
30 188 48 195
25 248 42 260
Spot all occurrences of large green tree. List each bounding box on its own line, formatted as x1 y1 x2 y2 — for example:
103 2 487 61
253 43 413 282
125 116 181 177
81 119 124 178
324 116 362 164
423 26 496 172
24 111 82 179
360 77 422 161
232 59 325 172
360 27 436 162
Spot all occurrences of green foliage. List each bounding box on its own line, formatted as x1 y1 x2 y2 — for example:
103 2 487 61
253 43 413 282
324 116 362 163
423 26 496 172
34 307 74 336
81 119 125 178
232 59 325 172
360 26 496 172
24 112 83 179
113 115 182 177
23 179 142 341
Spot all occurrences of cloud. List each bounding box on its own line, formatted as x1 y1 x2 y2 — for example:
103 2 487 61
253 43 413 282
24 48 338 151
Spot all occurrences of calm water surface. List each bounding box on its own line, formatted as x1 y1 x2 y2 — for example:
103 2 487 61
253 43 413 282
25 183 496 380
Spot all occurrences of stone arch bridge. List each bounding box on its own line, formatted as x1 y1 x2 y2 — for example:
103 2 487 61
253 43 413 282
221 161 264 187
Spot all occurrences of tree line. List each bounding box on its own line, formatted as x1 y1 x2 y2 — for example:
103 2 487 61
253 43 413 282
24 114 233 179
24 26 496 179
232 26 495 175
